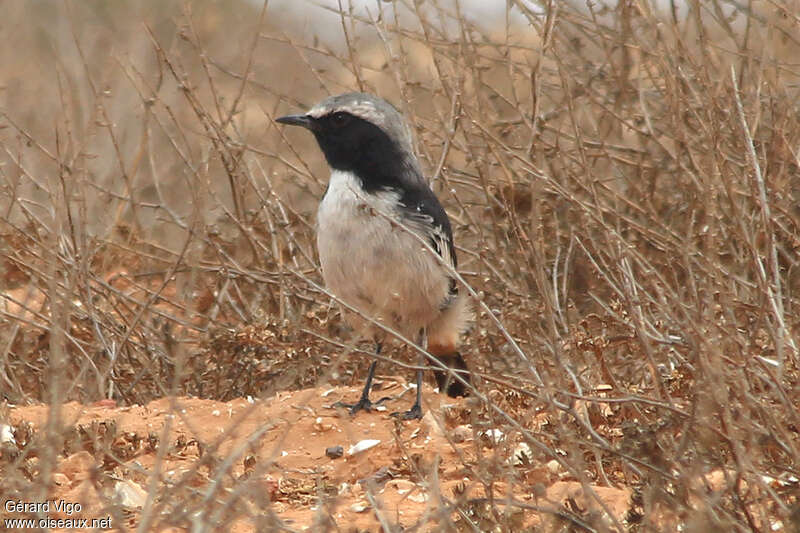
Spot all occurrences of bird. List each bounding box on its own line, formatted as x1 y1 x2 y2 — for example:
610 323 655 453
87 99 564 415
276 92 471 420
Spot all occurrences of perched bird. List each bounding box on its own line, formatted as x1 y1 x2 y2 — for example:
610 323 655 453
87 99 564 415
277 92 471 419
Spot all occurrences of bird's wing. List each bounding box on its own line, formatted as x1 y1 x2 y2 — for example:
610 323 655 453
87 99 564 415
396 183 457 271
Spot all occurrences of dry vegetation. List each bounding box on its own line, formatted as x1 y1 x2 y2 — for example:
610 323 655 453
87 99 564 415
0 0 799 531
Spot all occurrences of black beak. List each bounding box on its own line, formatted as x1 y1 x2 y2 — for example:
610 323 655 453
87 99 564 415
276 114 315 130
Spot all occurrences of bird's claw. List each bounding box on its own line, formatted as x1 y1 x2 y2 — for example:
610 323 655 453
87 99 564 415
333 397 373 415
391 404 423 420
333 396 390 416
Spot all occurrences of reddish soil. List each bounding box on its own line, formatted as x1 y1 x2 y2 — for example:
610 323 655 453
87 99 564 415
5 383 633 531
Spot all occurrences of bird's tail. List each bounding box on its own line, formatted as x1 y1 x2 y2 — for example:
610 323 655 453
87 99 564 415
431 351 470 397
427 291 472 397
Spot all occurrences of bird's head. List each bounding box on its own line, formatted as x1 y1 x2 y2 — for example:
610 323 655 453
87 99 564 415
277 92 421 182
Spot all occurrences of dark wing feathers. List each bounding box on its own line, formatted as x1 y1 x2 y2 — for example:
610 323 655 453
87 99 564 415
397 182 457 271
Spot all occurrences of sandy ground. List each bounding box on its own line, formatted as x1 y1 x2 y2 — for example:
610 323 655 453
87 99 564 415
4 383 633 531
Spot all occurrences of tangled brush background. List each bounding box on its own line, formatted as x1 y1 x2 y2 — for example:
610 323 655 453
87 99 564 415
0 1 798 530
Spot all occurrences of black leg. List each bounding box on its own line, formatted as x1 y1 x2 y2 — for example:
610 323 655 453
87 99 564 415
334 343 387 415
392 334 425 420
400 361 424 420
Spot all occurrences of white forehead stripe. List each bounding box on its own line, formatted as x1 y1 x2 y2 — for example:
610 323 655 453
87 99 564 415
307 100 385 126
307 103 332 118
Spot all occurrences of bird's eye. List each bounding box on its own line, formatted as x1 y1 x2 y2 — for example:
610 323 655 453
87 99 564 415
330 112 352 127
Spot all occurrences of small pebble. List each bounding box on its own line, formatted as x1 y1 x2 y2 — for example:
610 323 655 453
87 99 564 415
479 428 505 447
451 425 472 443
0 425 15 445
546 459 561 474
326 446 344 459
350 502 369 513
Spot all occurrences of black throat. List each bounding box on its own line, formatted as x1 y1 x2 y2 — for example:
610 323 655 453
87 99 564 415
312 117 419 194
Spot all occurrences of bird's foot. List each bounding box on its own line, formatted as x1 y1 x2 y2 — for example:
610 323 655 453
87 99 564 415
391 404 423 420
333 396 390 416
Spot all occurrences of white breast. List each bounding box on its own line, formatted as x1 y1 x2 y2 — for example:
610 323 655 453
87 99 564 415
316 170 451 340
